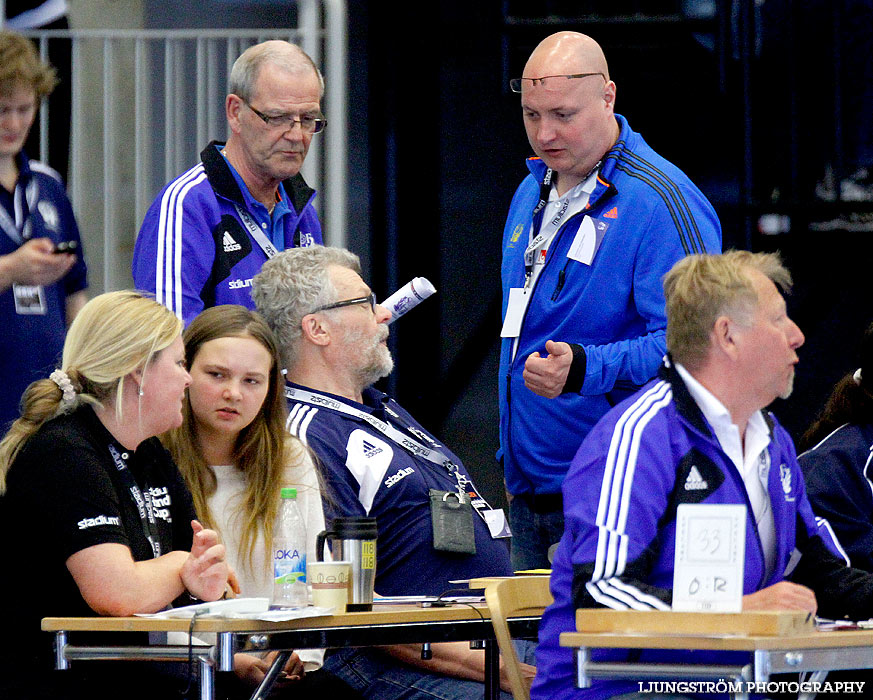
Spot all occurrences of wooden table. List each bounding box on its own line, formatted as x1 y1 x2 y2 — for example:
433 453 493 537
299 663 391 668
44 604 542 700
560 611 873 700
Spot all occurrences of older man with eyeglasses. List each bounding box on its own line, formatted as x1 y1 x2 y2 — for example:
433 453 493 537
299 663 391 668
133 40 325 325
499 31 723 571
252 245 534 700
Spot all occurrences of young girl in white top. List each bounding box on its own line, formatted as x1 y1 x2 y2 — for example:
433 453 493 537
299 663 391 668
164 305 357 698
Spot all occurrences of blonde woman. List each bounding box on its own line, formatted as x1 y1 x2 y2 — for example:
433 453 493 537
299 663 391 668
164 305 358 698
0 290 236 700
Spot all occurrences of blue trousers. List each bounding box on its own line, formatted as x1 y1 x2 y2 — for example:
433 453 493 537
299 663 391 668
323 641 537 700
508 495 565 571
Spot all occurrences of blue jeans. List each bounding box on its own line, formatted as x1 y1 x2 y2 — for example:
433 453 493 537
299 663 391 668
323 641 537 700
509 495 565 571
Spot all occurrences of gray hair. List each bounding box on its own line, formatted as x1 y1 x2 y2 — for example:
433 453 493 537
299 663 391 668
252 246 362 369
664 250 793 370
229 39 324 101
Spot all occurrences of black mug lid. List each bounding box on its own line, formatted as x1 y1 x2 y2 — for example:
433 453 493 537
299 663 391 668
331 516 378 539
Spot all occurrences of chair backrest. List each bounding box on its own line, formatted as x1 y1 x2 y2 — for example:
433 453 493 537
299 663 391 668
484 575 553 700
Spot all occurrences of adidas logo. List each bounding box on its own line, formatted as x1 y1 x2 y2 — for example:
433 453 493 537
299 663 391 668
684 465 708 491
362 439 383 458
223 231 242 252
604 206 618 219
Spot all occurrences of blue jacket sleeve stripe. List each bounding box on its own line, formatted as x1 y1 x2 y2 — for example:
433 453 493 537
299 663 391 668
798 423 851 455
609 160 701 257
587 576 671 610
616 149 705 253
621 150 706 253
815 516 851 566
154 164 207 318
590 381 673 608
599 382 672 543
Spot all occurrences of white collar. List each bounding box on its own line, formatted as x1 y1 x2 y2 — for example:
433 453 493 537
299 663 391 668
548 168 598 202
675 362 770 459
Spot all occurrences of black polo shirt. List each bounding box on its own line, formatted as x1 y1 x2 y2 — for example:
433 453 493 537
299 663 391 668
0 406 196 691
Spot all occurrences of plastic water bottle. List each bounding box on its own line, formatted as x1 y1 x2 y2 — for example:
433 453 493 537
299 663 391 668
272 488 308 608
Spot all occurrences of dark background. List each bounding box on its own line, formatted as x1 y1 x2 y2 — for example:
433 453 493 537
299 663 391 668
148 0 873 509
357 1 873 508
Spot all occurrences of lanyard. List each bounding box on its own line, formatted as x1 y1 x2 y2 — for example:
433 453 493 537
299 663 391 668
286 386 461 475
286 386 500 520
523 168 555 285
232 203 279 259
0 179 36 245
524 162 602 286
108 443 162 558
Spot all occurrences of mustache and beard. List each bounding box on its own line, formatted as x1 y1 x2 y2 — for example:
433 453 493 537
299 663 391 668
780 367 795 400
344 323 394 390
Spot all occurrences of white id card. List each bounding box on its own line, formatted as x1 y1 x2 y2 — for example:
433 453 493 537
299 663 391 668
483 508 512 539
567 216 600 265
13 284 46 315
500 287 530 338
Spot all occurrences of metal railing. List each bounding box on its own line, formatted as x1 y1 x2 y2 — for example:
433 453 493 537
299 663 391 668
15 1 346 293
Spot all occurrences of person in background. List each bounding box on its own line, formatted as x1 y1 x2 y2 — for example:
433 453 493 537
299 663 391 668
133 39 323 325
0 290 235 700
799 322 873 571
5 0 74 180
499 31 721 569
0 29 87 430
163 304 359 698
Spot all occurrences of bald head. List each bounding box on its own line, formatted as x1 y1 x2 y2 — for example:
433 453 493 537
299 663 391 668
518 32 618 195
524 32 609 83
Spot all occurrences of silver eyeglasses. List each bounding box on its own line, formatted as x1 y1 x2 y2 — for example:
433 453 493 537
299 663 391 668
242 98 326 134
509 72 605 93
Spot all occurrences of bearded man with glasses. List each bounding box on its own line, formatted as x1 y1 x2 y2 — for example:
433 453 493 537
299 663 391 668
252 245 531 700
499 31 723 570
133 40 325 326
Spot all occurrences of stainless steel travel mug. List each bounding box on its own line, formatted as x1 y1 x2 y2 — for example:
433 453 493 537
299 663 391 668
316 517 378 611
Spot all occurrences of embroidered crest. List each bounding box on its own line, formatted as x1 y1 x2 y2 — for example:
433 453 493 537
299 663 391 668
779 463 795 501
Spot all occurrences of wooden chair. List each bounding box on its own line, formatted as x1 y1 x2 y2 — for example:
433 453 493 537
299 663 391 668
484 575 553 700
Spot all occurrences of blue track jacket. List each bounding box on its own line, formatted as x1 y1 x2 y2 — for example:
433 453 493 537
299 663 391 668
499 115 722 496
133 141 322 325
800 423 873 572
532 359 873 700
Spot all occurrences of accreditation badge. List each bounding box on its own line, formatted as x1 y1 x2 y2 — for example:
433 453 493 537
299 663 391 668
13 284 47 315
500 287 530 338
430 489 476 554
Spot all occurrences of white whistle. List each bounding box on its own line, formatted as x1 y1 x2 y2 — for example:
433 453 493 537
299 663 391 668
382 277 437 323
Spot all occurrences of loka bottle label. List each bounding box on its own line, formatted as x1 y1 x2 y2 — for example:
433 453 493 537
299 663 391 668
273 546 307 584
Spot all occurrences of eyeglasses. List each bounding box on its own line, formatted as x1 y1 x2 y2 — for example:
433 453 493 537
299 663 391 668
241 98 326 134
509 72 605 93
312 293 377 314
